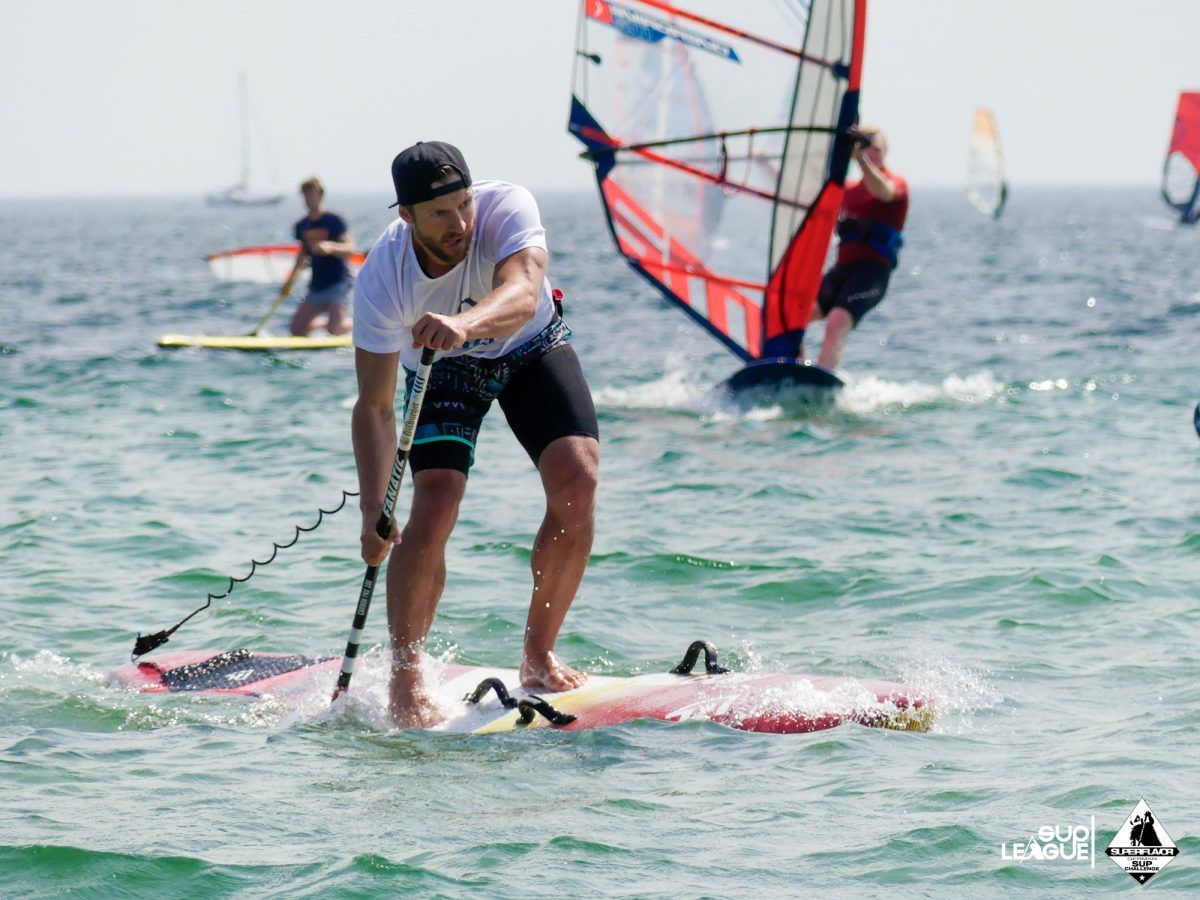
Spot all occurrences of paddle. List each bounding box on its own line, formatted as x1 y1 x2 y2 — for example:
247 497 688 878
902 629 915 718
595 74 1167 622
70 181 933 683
248 280 296 336
332 346 437 702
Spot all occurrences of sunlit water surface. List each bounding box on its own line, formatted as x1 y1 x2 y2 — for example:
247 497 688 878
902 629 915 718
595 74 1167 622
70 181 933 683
1 187 1198 895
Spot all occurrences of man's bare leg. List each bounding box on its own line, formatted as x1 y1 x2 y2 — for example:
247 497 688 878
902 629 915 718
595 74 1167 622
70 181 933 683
797 308 826 363
816 307 854 371
385 468 466 727
289 304 323 336
519 435 599 692
326 303 352 335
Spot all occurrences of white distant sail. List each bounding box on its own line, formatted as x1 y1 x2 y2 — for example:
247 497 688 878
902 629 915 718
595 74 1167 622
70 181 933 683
206 72 283 207
967 107 1006 218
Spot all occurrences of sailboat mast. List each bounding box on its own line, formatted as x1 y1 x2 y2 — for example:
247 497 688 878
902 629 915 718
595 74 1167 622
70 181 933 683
239 71 250 191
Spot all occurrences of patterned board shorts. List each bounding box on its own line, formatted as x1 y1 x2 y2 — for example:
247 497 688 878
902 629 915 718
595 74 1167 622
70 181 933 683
402 315 599 474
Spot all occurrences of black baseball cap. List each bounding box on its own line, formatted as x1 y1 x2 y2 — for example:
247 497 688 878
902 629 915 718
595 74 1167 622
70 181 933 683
388 141 472 208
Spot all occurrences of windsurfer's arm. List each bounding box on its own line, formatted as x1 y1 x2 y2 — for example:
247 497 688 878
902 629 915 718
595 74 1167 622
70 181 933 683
351 348 402 564
410 247 546 351
315 231 357 258
853 151 897 203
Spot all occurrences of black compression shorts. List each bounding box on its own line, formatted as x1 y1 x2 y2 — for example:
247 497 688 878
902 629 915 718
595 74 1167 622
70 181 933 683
817 262 892 326
402 319 599 476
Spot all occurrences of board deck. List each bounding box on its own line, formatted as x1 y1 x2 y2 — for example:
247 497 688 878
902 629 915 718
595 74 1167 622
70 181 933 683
109 650 932 735
157 333 352 351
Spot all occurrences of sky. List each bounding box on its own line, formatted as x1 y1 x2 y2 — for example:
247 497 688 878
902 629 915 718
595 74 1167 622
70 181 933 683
2 0 1198 198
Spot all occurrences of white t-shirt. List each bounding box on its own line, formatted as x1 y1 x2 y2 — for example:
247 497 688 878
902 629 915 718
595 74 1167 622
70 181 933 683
353 180 555 370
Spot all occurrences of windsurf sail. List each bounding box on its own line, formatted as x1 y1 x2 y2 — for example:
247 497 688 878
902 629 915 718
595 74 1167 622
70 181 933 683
1163 91 1200 223
569 0 867 361
967 107 1006 218
206 245 368 284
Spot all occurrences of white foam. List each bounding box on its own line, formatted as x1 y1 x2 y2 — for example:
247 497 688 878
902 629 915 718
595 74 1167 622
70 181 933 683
942 370 1006 402
592 360 710 413
5 650 107 686
838 370 1004 415
594 357 1007 421
895 653 1004 735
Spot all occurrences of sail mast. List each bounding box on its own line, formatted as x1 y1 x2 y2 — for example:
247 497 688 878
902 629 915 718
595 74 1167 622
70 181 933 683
239 71 251 192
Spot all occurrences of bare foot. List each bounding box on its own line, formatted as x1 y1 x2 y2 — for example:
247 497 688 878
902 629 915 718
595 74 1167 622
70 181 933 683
520 650 588 693
388 665 447 728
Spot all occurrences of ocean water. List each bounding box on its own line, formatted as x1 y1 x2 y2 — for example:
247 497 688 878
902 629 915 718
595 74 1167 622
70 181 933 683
1 187 1197 896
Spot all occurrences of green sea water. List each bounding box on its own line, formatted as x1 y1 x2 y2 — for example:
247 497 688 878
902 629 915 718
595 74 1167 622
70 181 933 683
1 188 1197 896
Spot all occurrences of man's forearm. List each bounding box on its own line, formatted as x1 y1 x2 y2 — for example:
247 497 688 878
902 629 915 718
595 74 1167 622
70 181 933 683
458 279 538 342
352 401 398 517
858 159 896 202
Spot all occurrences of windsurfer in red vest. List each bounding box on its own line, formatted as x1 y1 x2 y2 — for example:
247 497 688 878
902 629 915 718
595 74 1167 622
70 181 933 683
804 126 908 371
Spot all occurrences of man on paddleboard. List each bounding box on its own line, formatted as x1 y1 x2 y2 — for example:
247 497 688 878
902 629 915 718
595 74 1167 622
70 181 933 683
285 177 357 337
802 126 908 370
352 142 600 727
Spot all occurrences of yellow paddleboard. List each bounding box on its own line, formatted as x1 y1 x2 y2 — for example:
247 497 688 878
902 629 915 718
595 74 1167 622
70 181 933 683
157 333 352 351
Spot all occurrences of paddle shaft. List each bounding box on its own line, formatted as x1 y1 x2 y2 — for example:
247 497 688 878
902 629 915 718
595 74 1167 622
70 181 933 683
250 281 294 336
332 347 436 701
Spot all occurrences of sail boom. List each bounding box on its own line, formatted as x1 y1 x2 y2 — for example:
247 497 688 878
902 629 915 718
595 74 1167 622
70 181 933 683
572 124 843 157
573 124 811 210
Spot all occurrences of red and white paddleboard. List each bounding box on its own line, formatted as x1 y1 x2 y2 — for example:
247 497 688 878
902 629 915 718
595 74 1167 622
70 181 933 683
109 645 932 735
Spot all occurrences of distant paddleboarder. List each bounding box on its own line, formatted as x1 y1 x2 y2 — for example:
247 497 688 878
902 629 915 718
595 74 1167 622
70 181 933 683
285 177 357 336
802 126 908 371
352 142 600 727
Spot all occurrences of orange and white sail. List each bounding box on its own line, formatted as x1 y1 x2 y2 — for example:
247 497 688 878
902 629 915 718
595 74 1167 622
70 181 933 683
206 245 367 284
967 107 1006 218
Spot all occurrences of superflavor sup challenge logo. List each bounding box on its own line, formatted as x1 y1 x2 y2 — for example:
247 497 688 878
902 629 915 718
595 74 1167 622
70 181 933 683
1105 800 1180 885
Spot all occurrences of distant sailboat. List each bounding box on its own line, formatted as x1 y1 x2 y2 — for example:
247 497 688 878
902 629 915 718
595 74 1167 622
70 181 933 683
967 108 1007 218
206 73 283 207
1162 91 1200 224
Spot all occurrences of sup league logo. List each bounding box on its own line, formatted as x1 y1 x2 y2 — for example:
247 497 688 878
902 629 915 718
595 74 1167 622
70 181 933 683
1000 817 1095 865
1106 800 1180 885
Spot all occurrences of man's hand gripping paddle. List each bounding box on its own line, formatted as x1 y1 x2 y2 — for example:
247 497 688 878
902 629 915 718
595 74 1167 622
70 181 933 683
331 347 436 702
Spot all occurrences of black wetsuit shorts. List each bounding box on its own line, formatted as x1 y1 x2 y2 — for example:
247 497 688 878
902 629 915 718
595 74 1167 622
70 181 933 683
817 262 892 326
402 316 599 475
